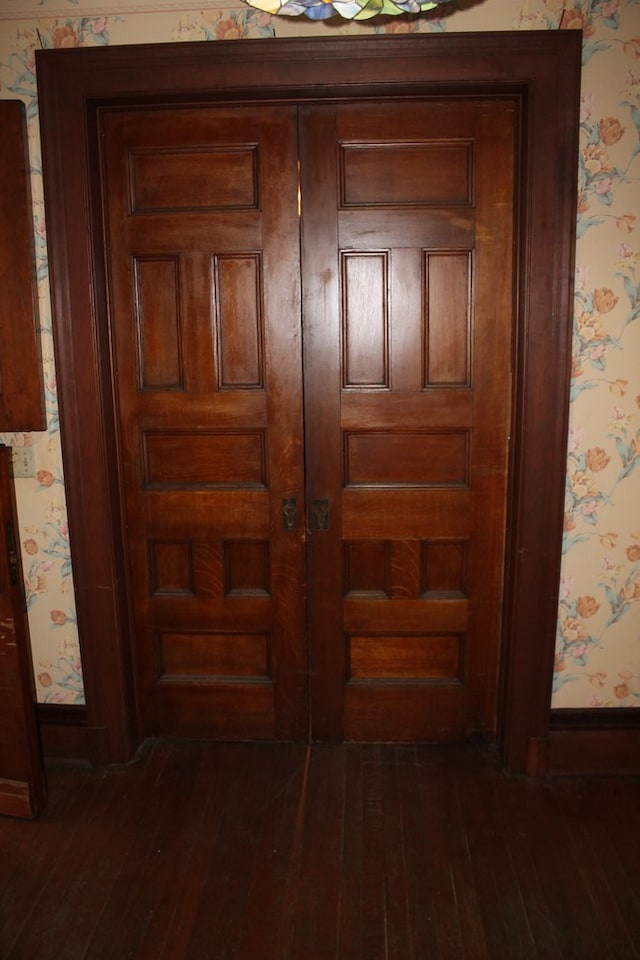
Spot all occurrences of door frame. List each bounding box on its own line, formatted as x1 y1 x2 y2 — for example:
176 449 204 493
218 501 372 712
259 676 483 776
36 31 581 773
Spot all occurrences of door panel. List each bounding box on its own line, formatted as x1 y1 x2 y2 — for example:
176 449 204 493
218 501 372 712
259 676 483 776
0 445 46 817
101 106 307 739
301 101 514 741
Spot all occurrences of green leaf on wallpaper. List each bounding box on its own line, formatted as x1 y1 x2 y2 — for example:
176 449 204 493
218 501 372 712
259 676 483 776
612 436 630 459
619 306 640 338
604 604 628 628
617 457 640 482
587 124 601 146
562 534 590 553
595 192 613 207
576 216 605 238
579 290 595 312
582 41 611 65
604 585 619 612
621 276 638 303
622 102 640 136
611 165 629 184
552 674 579 693
569 380 599 401
588 357 607 371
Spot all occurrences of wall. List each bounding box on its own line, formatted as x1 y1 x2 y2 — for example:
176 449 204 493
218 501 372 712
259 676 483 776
0 0 638 711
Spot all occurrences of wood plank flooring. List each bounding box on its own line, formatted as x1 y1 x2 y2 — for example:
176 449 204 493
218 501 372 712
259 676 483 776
1 740 639 959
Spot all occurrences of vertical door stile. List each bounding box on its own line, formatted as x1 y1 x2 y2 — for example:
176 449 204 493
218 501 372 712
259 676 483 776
299 105 345 740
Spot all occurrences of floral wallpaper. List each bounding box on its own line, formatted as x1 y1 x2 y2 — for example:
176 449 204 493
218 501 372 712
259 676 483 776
0 0 638 710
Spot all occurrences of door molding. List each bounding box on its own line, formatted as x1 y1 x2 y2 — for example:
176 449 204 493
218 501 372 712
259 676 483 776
36 32 581 772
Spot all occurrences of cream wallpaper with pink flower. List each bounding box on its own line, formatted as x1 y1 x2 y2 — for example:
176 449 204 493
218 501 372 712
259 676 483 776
0 0 638 711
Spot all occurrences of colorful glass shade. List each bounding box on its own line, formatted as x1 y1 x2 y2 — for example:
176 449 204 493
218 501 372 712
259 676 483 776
244 0 451 20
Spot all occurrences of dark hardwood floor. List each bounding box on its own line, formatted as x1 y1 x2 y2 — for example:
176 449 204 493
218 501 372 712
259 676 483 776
1 740 639 959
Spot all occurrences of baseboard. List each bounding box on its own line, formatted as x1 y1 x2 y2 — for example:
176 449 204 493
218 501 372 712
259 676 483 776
37 704 110 765
545 708 640 775
0 778 37 818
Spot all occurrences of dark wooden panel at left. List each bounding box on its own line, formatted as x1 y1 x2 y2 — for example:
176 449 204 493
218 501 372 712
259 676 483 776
0 100 44 431
0 445 46 817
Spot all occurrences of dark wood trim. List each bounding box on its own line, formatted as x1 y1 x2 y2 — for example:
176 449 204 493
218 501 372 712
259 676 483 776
0 779 35 819
526 710 640 776
36 32 582 771
550 707 640 730
546 708 640 775
37 704 110 765
37 703 87 727
547 729 640 776
0 101 45 432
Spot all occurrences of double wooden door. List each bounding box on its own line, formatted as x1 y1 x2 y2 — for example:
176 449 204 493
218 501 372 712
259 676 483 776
101 97 514 743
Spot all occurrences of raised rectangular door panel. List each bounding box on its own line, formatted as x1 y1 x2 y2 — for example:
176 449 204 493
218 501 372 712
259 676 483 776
301 100 514 741
100 106 307 740
0 445 46 817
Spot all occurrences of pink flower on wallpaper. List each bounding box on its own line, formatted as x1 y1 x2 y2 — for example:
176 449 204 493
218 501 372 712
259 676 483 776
567 426 584 453
575 264 590 292
581 93 595 123
595 176 614 196
559 577 574 601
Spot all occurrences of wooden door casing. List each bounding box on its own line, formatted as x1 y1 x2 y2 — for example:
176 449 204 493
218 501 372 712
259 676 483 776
36 34 581 771
302 100 514 741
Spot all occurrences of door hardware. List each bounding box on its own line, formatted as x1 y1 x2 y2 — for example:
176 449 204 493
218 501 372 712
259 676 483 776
282 498 298 531
311 498 330 532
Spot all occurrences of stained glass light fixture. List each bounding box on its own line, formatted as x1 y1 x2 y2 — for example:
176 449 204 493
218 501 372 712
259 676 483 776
245 0 451 21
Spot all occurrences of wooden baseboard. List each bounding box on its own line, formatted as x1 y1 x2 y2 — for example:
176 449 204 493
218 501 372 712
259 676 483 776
36 704 640 774
37 704 110 765
0 778 39 818
544 708 640 775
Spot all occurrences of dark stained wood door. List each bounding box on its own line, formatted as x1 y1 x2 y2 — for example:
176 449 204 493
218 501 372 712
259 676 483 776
0 445 46 817
301 101 514 741
100 98 514 742
101 106 307 739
